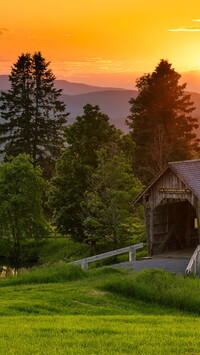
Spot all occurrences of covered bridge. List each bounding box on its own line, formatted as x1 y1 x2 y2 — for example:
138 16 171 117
134 159 200 256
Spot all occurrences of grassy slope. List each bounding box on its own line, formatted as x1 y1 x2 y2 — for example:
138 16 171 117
0 267 200 354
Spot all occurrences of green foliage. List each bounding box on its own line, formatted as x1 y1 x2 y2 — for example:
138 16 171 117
103 268 200 313
38 239 90 264
0 239 45 266
127 59 199 183
48 104 122 240
81 147 145 249
0 154 48 263
0 52 68 177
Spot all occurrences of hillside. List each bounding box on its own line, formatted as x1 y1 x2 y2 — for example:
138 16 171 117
0 75 128 95
61 90 137 125
54 79 128 95
1 75 200 135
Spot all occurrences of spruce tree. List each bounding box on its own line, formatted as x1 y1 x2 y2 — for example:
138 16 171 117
0 52 68 177
127 60 199 183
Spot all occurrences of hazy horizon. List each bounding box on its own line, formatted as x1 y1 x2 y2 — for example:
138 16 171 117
1 0 200 92
1 69 200 93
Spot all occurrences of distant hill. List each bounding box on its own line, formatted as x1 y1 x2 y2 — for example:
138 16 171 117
0 75 11 91
61 90 137 124
54 80 128 95
1 75 200 136
0 75 128 95
61 90 200 135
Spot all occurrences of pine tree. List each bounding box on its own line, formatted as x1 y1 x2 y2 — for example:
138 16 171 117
0 52 68 177
127 60 199 183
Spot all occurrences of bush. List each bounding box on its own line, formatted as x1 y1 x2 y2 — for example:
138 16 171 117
0 238 45 267
38 239 90 264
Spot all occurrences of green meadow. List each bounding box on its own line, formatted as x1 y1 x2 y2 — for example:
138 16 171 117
0 265 200 354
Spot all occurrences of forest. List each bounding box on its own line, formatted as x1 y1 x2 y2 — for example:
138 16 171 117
0 52 199 266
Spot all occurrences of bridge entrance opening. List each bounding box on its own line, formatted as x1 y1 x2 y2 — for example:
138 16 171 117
152 199 198 255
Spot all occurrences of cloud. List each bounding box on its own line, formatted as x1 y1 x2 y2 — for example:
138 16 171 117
53 58 136 77
168 19 200 31
168 27 200 32
0 28 10 35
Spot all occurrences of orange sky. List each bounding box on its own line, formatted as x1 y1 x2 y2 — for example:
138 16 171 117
1 0 200 88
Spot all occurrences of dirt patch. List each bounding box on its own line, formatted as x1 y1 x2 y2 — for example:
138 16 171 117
90 290 107 296
73 300 98 308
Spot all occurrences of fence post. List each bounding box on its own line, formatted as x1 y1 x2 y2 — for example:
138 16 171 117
129 248 136 262
198 251 200 267
192 260 197 275
81 262 88 270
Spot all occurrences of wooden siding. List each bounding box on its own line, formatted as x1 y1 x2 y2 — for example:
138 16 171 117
143 168 199 255
149 170 196 209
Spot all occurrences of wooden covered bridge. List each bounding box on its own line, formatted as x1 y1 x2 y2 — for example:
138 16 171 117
71 159 200 275
134 159 200 257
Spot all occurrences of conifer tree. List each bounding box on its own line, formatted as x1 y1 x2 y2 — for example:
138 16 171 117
0 52 68 176
127 60 199 183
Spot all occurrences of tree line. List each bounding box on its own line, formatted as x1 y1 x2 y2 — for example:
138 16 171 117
0 53 199 263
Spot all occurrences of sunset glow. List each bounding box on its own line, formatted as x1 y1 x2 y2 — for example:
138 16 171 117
1 0 200 88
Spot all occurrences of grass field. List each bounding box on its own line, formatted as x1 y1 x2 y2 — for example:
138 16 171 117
0 266 200 354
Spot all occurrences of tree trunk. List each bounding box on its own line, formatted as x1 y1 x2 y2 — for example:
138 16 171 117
90 240 97 255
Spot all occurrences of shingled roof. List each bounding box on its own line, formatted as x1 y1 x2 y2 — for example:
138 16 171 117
169 159 200 198
134 159 200 204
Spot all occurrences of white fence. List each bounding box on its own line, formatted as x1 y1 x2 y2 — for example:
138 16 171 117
185 245 200 275
70 243 144 270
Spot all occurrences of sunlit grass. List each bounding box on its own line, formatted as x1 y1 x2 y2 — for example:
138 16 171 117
103 268 200 313
0 314 200 355
0 266 200 354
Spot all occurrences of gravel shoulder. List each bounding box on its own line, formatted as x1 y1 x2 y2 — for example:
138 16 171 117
112 258 190 274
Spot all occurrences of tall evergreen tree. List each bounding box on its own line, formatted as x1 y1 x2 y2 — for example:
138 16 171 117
0 52 68 176
127 60 199 183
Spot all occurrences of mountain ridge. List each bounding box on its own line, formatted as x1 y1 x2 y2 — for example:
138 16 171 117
0 75 200 136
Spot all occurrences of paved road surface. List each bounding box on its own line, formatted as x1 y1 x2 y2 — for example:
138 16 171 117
112 258 190 275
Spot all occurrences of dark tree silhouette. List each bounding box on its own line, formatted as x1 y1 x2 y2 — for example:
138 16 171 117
0 52 68 177
127 60 199 183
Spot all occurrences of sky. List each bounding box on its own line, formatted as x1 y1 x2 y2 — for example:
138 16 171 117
1 0 200 88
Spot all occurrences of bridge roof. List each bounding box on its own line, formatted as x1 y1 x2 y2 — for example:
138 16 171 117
169 159 200 197
134 159 200 204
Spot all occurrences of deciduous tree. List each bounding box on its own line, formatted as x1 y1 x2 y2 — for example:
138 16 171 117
48 104 122 240
81 147 144 252
0 154 48 263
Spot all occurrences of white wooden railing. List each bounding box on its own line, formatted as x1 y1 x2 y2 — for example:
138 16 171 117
70 243 143 270
185 245 200 275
